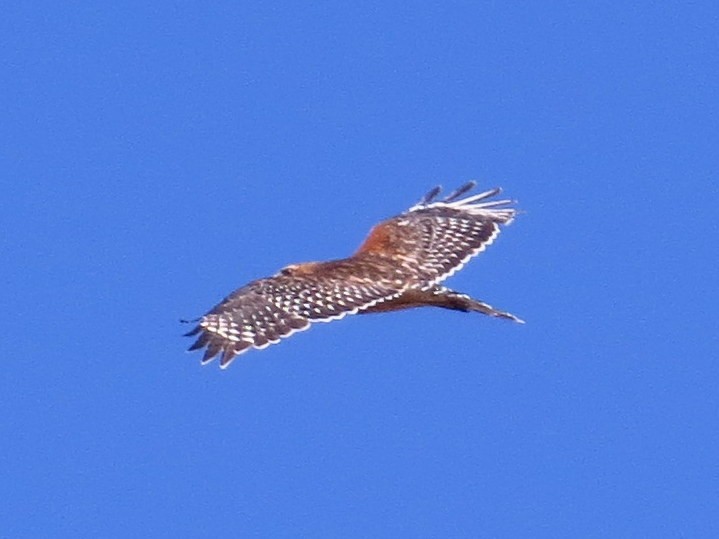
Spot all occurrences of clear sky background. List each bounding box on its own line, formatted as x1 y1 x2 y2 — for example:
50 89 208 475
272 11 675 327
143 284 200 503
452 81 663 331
2 2 718 537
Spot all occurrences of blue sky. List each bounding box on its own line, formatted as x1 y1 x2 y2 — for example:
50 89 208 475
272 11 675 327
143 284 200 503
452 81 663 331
2 2 718 537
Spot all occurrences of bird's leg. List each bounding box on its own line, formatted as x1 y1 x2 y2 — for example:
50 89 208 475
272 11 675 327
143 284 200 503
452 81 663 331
360 286 524 323
450 294 525 323
425 288 523 323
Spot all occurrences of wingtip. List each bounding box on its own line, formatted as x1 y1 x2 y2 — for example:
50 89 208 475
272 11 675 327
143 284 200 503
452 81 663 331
444 181 477 202
421 185 442 205
183 326 202 337
219 350 237 369
187 332 209 350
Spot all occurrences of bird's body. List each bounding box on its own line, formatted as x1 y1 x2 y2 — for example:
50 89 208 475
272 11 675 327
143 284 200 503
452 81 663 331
185 182 522 368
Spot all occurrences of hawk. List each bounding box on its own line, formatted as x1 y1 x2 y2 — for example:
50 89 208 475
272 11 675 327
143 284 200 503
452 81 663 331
184 181 522 368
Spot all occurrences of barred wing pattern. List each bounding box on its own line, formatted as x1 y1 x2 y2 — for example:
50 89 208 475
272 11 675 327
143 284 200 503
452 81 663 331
355 183 516 286
185 181 518 368
185 258 407 368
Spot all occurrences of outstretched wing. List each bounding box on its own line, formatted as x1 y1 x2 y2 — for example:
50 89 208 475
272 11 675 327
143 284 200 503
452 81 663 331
184 259 406 368
355 181 517 285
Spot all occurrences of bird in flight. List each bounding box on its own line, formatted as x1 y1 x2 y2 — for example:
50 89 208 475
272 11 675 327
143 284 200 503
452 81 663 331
184 181 522 368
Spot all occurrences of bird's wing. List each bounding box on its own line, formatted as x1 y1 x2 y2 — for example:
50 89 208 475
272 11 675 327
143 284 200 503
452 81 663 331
355 181 517 286
185 259 406 368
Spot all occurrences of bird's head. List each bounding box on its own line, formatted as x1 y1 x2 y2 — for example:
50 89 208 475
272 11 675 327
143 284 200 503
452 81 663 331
277 262 320 276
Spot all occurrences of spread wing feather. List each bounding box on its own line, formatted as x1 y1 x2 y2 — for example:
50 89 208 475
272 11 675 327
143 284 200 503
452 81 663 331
185 259 406 368
356 182 517 285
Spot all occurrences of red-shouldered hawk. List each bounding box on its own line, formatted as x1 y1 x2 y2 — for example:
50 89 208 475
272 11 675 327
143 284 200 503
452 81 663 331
184 182 522 368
